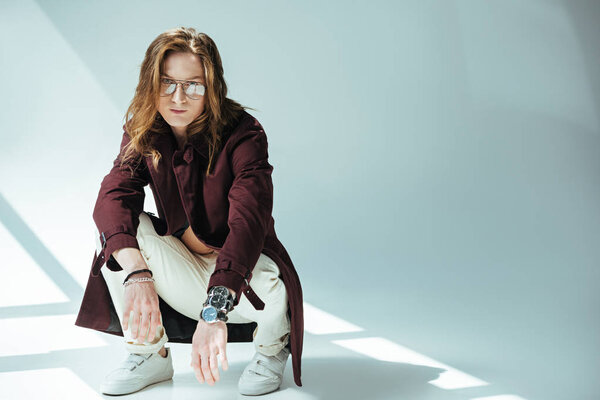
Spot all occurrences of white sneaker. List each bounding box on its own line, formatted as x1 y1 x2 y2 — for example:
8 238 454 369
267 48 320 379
100 348 174 395
238 347 290 396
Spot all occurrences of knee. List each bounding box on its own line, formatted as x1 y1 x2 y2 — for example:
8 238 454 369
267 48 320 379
136 212 158 241
254 269 285 295
257 275 289 313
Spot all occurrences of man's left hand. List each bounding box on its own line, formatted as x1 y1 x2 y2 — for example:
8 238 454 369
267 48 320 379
190 319 229 385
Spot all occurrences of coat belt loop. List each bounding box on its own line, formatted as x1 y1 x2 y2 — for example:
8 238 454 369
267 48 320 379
240 269 265 310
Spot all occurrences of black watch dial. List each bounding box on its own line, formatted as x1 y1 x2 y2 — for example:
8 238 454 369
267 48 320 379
210 293 226 309
212 286 230 297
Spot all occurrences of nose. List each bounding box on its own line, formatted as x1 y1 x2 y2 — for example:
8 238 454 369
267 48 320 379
171 83 187 104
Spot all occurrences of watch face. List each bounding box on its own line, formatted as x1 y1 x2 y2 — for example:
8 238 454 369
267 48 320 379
212 286 229 297
210 293 226 309
201 306 218 322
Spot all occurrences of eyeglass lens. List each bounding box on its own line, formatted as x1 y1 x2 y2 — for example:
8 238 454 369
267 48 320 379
160 79 205 99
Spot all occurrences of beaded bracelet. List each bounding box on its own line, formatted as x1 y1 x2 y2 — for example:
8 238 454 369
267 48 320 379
123 268 153 285
123 277 155 287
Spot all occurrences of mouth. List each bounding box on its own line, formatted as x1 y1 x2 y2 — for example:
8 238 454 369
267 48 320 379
170 109 187 114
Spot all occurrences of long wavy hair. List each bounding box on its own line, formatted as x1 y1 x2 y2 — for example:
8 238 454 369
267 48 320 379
119 27 255 176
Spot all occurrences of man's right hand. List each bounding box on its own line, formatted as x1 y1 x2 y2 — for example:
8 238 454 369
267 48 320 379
112 247 162 343
122 273 162 344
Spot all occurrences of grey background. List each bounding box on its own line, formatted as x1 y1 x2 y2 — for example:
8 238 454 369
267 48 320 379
0 1 598 399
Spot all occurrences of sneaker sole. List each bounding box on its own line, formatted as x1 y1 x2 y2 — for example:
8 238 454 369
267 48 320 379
238 379 281 396
100 369 174 395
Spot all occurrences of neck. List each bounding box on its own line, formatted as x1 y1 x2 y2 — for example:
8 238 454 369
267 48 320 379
171 127 187 150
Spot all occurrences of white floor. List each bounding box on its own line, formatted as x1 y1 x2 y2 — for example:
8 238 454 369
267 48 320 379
0 303 521 400
0 198 526 399
0 210 527 400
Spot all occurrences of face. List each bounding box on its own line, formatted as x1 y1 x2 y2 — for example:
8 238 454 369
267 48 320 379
156 51 206 137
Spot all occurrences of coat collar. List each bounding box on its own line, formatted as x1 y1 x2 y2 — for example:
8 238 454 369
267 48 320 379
149 130 209 161
187 132 210 160
148 114 241 162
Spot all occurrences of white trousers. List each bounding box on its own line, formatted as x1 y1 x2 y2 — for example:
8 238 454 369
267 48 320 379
98 212 290 356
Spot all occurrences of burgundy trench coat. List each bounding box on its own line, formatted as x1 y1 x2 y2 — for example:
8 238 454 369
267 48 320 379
74 110 303 386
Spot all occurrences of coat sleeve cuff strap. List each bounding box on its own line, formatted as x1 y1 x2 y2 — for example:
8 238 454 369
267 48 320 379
208 266 265 311
91 226 139 277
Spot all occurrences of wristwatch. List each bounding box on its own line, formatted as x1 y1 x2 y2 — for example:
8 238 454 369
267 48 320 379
200 286 235 323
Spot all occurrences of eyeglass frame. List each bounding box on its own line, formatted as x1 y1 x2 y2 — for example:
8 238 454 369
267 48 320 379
158 76 206 100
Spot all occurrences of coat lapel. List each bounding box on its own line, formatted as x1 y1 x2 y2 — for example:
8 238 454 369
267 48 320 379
145 132 187 234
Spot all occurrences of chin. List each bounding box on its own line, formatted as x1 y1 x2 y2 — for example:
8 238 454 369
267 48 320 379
166 119 190 127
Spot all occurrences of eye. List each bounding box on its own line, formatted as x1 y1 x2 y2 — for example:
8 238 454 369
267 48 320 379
190 83 205 95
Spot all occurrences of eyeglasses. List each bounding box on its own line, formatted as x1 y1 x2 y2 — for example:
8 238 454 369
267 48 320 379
159 77 205 100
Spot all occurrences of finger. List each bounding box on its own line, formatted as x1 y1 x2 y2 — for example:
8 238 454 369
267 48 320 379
137 312 150 343
136 313 149 343
210 352 220 382
191 353 205 384
201 352 215 385
122 306 131 331
147 310 159 342
219 346 229 371
131 311 141 340
194 366 205 384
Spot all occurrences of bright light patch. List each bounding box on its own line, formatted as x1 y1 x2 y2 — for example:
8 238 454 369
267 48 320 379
0 314 107 357
0 367 103 399
0 222 68 307
303 302 364 335
332 337 489 390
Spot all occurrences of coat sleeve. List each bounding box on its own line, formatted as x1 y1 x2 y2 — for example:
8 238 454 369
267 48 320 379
207 125 274 305
92 127 149 272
